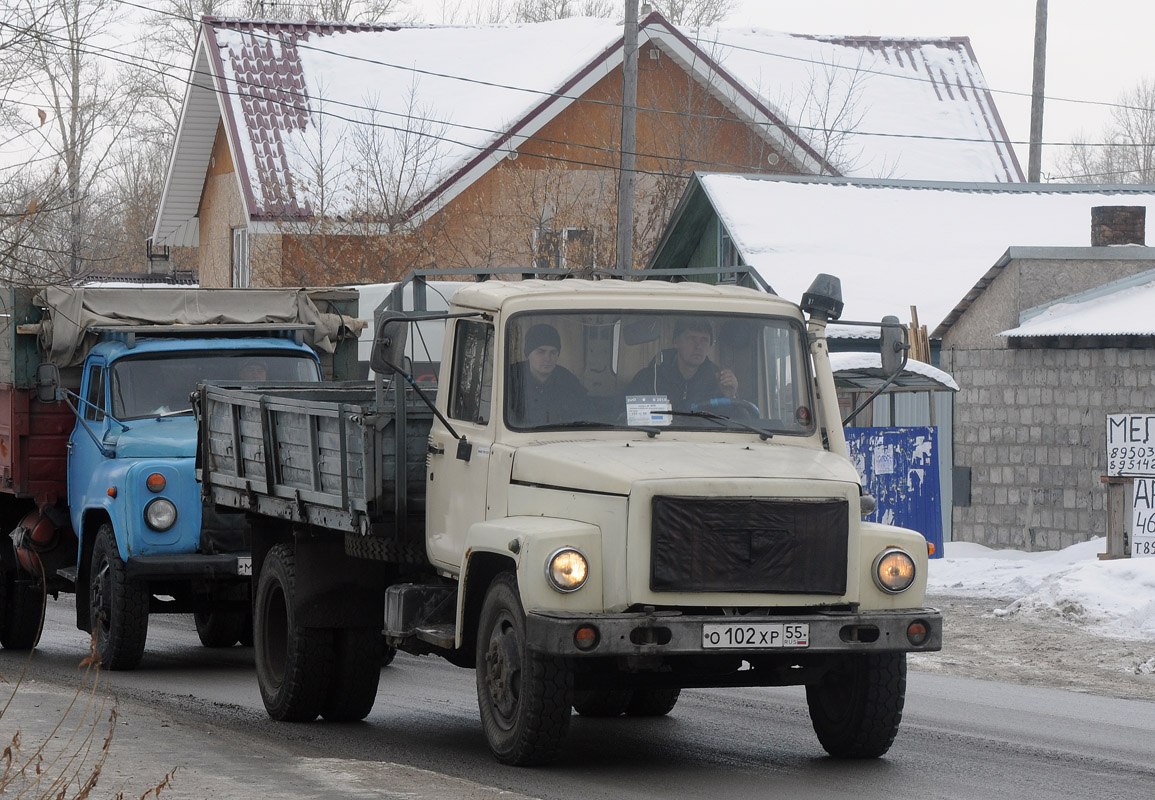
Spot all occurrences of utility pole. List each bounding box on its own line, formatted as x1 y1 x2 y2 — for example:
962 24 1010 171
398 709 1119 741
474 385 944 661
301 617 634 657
1028 0 1048 182
616 0 639 271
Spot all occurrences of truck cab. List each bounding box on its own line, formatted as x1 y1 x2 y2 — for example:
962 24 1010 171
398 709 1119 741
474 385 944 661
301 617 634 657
69 331 322 668
400 277 939 763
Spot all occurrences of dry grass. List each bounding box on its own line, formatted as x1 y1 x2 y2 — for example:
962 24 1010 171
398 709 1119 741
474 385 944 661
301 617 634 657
1 597 177 800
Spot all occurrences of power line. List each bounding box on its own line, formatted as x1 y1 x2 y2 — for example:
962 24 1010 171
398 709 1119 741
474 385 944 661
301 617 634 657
108 0 1155 132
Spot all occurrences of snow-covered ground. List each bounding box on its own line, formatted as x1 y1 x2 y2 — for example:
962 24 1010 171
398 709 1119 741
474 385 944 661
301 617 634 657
928 539 1155 641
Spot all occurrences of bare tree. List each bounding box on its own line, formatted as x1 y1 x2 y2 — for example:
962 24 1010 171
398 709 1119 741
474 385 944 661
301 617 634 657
766 52 881 177
1058 79 1155 183
649 0 736 27
513 0 615 22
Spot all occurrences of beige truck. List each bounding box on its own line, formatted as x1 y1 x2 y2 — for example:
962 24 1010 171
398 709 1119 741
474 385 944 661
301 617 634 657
196 272 941 765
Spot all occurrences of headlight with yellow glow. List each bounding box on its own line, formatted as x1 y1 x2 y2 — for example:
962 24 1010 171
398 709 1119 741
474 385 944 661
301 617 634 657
872 547 916 594
546 548 588 593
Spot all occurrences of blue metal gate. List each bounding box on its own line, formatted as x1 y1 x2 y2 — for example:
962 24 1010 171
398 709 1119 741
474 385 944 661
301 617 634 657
845 426 943 558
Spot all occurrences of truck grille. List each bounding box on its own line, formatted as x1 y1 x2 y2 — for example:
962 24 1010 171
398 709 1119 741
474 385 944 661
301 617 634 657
650 496 848 595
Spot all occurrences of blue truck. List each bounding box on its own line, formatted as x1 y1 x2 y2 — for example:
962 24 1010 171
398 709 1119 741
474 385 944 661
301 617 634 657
0 285 359 669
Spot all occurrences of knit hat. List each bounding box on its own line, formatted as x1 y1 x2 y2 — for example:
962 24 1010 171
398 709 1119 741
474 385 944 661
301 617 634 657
523 323 561 356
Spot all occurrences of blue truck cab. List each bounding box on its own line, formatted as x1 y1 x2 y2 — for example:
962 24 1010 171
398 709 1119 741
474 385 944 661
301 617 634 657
68 329 322 669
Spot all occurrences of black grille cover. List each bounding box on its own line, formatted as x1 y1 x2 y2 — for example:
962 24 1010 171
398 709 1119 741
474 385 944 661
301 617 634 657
650 496 848 594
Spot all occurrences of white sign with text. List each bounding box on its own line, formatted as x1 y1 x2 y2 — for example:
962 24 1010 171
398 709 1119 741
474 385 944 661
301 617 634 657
1131 478 1155 558
1107 414 1155 477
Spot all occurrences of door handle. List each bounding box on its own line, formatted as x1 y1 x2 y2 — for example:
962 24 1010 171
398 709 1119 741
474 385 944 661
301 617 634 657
428 442 445 456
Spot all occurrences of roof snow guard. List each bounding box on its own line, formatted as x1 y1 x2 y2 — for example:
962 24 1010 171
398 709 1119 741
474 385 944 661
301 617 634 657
204 18 400 221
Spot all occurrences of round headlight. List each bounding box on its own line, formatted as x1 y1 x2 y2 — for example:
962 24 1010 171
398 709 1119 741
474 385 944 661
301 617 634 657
546 548 588 593
144 498 177 532
873 547 916 594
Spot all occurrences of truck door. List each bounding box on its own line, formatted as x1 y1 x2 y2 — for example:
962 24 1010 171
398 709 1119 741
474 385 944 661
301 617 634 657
425 318 495 572
67 359 111 532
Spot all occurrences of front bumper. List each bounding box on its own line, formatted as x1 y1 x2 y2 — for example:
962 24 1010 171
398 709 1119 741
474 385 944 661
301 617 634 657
526 607 942 657
125 553 252 581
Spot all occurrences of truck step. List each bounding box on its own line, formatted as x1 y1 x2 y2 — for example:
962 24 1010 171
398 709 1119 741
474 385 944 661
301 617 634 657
56 566 78 583
415 624 455 649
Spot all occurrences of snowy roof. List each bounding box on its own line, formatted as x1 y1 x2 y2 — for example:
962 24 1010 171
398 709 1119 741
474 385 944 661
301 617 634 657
1000 268 1155 338
692 30 1021 182
152 13 1020 247
667 173 1155 333
830 351 959 392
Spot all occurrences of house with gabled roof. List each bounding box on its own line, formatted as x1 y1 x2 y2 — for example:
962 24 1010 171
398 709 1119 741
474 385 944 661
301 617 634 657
151 11 1020 288
649 173 1155 551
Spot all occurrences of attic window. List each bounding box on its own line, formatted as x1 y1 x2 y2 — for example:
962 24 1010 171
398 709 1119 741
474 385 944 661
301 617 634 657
719 226 743 268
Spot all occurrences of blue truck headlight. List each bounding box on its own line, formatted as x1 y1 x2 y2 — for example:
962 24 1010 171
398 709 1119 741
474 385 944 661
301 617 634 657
546 548 588 593
144 498 178 531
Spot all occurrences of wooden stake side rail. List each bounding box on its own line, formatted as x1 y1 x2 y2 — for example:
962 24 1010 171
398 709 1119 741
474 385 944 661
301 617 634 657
196 382 434 537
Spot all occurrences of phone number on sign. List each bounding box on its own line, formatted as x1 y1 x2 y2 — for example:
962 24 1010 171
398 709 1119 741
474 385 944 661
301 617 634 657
1109 446 1155 475
1133 539 1155 557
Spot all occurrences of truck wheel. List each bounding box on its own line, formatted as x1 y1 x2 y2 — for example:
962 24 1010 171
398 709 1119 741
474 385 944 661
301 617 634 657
572 689 632 717
193 610 246 648
625 687 680 717
0 571 45 650
322 627 382 722
806 653 906 759
254 543 333 722
475 572 573 766
90 525 149 670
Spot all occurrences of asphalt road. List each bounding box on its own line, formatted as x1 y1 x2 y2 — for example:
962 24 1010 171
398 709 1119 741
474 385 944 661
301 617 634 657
3 599 1155 800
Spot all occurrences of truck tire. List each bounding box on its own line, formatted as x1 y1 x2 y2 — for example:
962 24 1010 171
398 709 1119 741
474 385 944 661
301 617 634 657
572 689 632 717
625 687 680 717
0 571 45 650
193 610 246 648
475 572 573 766
90 525 149 670
254 543 333 722
322 627 382 722
193 584 250 648
806 653 906 759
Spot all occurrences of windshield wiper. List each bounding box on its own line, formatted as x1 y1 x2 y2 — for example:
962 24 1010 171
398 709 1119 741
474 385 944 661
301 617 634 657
156 407 195 419
666 409 774 440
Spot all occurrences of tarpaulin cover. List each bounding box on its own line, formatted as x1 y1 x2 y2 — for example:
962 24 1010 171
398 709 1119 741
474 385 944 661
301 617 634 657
650 496 848 594
34 287 364 367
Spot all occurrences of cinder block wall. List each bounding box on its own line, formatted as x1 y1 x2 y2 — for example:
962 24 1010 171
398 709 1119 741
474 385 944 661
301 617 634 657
949 346 1155 549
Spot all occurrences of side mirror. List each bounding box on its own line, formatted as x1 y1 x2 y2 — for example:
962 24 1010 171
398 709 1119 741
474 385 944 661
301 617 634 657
35 363 59 403
880 315 905 376
370 314 410 375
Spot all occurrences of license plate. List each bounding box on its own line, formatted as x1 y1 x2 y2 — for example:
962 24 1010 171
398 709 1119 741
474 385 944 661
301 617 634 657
236 556 252 576
702 622 809 649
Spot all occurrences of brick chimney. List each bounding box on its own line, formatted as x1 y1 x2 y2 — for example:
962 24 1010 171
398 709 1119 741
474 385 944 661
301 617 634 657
1091 206 1146 246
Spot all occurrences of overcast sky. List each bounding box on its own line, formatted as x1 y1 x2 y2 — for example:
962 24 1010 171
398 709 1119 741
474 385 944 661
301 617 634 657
406 1 1155 181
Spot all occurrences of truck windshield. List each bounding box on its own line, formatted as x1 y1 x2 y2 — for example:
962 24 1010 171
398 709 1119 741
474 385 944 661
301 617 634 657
110 352 320 420
505 311 814 435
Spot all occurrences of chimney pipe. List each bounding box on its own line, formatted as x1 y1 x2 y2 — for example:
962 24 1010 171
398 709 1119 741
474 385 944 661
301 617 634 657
1091 206 1146 246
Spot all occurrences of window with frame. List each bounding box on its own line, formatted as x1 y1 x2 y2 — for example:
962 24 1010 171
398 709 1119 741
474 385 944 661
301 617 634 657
448 320 494 424
84 365 105 421
232 227 250 288
719 225 743 268
534 226 594 270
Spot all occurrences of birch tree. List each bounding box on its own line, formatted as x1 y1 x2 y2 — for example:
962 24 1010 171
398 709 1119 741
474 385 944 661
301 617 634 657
1058 79 1155 183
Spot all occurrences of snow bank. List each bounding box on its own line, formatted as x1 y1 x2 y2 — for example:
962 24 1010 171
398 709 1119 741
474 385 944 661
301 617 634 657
929 538 1155 640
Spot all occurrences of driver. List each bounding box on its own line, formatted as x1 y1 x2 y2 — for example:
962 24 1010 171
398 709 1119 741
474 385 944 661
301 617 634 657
625 318 738 410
